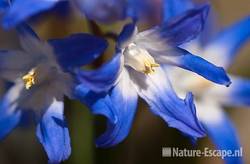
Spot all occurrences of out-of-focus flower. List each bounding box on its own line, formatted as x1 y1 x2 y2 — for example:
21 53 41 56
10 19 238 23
74 0 127 23
78 0 161 23
0 0 8 12
1 0 63 28
0 0 159 28
163 0 250 164
179 16 250 164
0 24 109 163
163 0 194 23
75 5 232 148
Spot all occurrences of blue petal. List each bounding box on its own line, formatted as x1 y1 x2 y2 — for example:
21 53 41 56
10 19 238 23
117 23 137 49
126 0 140 21
126 0 158 22
36 100 71 163
0 83 23 139
96 70 138 147
75 69 138 148
199 106 243 164
74 85 117 123
198 8 219 46
153 48 231 86
76 52 122 92
130 68 206 139
163 0 194 23
74 0 126 23
133 5 209 50
207 76 250 107
49 1 70 17
0 0 8 12
49 33 108 71
2 0 59 28
160 4 209 46
204 16 250 68
228 77 250 107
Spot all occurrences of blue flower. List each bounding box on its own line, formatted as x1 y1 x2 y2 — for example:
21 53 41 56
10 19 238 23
0 24 108 163
0 0 8 12
163 1 250 164
177 17 250 164
163 0 194 23
74 0 127 23
75 4 232 148
75 0 158 22
1 0 64 28
0 0 124 28
1 0 160 28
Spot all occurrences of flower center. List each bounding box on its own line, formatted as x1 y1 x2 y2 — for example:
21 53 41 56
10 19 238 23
21 63 59 90
22 68 36 89
123 43 160 74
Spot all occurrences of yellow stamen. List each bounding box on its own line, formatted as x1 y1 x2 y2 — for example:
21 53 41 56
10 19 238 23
22 68 36 89
143 62 160 75
123 43 160 75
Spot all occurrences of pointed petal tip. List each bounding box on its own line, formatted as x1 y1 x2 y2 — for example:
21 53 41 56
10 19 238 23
196 4 210 33
218 67 232 87
95 132 115 148
226 80 232 87
95 141 111 149
200 3 210 13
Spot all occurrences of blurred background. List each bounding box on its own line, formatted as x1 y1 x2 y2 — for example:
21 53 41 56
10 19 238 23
0 0 250 163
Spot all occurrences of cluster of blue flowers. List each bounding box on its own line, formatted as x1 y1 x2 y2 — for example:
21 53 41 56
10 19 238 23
0 0 249 163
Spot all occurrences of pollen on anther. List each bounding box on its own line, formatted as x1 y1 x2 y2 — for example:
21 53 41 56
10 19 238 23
143 62 160 75
22 69 36 89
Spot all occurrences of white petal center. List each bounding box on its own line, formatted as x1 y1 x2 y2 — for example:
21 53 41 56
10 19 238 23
123 43 159 74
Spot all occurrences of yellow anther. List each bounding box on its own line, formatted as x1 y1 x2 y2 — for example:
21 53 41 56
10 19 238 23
22 68 36 89
151 63 160 67
143 62 160 75
123 43 160 75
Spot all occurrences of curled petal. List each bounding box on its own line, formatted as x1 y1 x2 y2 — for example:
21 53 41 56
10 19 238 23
74 85 117 123
36 100 71 163
95 69 138 147
75 69 138 148
76 53 122 92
